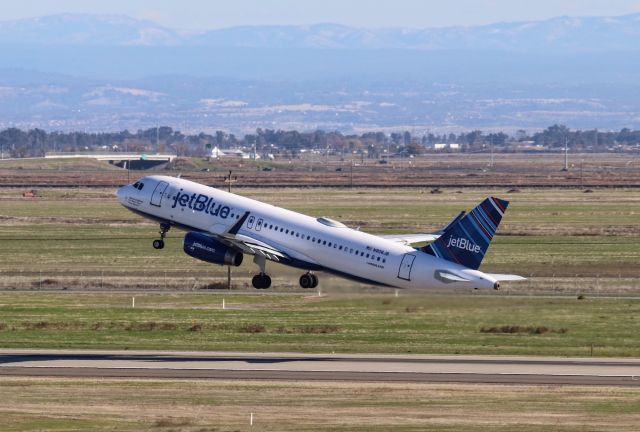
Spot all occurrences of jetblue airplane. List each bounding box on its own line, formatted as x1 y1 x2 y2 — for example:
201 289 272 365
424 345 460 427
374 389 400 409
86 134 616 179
117 175 524 290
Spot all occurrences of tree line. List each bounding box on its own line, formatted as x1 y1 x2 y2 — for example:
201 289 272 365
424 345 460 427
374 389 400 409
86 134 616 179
1 125 639 159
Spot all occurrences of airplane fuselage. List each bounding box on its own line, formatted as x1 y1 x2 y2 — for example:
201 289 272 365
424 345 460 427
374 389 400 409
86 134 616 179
117 175 499 290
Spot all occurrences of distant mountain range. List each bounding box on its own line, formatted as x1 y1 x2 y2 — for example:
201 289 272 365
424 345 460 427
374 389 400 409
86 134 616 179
1 13 640 52
1 13 640 132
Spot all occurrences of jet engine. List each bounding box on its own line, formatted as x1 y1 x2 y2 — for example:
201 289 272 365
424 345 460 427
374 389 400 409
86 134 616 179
183 232 243 267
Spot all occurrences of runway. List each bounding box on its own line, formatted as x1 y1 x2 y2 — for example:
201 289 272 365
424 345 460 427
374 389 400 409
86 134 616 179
1 349 640 386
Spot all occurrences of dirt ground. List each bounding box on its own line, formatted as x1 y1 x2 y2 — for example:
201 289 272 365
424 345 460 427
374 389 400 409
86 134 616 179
2 153 639 187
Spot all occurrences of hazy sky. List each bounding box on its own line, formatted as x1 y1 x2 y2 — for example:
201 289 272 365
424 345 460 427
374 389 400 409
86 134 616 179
4 0 640 29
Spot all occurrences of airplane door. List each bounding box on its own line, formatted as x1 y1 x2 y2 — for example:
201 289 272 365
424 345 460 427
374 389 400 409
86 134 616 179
150 181 169 207
398 254 416 281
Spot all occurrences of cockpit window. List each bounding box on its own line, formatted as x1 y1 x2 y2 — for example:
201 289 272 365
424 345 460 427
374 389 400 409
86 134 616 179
133 182 139 188
137 182 144 190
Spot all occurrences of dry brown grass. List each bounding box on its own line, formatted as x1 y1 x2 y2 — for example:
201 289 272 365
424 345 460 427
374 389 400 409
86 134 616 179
1 378 640 431
2 153 640 187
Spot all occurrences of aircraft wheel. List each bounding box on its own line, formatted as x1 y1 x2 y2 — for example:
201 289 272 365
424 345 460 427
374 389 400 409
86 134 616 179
252 274 271 289
310 274 319 288
299 274 314 289
152 239 165 250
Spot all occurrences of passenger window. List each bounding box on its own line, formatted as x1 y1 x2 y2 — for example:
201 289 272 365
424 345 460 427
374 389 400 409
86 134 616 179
339 246 342 250
323 240 327 245
383 259 386 263
366 254 370 258
307 235 310 240
285 229 289 234
328 242 332 247
280 228 284 232
377 257 380 261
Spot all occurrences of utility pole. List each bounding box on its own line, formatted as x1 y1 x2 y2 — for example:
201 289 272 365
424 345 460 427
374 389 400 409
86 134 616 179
225 170 237 290
350 160 354 188
490 135 494 168
563 137 569 171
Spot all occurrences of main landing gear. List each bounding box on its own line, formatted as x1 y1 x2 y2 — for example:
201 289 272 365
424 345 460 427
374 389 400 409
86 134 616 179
252 255 272 289
299 272 319 289
252 274 272 289
152 223 171 250
250 256 319 290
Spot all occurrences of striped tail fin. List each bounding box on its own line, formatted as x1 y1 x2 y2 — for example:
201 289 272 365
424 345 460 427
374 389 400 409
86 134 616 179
421 197 509 270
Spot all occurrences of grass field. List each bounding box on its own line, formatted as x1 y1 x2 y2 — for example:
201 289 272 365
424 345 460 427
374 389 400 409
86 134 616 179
0 173 639 430
1 186 639 288
2 378 640 432
0 292 639 356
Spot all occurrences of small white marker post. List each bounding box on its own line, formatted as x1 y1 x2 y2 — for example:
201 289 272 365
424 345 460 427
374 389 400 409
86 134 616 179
317 286 322 297
395 289 399 297
250 412 254 426
222 298 226 310
132 297 135 309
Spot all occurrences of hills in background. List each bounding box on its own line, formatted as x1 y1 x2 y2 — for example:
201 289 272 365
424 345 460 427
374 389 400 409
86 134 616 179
2 13 640 51
1 13 640 133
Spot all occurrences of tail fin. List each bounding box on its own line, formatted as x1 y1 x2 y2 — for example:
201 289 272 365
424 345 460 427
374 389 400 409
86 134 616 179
421 197 509 270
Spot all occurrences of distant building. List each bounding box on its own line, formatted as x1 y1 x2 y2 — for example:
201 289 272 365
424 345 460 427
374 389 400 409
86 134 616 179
208 146 260 159
433 143 460 151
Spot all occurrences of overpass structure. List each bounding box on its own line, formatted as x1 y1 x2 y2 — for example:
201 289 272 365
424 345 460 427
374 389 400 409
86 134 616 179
45 153 177 169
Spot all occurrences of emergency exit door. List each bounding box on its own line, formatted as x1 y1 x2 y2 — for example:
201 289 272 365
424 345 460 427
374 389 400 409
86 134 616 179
397 254 416 281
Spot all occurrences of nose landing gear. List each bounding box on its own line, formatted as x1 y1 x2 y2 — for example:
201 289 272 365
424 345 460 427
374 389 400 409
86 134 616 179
152 223 171 249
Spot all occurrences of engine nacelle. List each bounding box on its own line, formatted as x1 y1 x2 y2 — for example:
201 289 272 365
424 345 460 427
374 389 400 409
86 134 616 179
183 232 243 267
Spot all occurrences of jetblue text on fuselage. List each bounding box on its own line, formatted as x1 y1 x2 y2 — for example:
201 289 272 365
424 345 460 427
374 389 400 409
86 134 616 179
171 189 231 218
446 237 481 253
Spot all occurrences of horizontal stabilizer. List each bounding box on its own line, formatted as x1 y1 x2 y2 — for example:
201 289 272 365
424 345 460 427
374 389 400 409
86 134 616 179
434 270 472 283
486 273 527 281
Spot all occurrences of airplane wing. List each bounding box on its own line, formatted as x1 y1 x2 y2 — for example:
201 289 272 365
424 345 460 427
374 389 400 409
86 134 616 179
213 211 317 266
378 211 466 246
228 235 288 262
211 212 288 262
379 233 440 245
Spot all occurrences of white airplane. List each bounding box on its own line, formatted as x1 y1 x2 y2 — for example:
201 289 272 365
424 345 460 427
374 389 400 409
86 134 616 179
117 175 524 290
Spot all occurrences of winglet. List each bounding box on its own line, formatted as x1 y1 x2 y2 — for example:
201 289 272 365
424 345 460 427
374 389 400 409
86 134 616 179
224 211 250 237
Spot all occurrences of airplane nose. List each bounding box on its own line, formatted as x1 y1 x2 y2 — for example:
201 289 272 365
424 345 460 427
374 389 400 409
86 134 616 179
116 186 126 204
